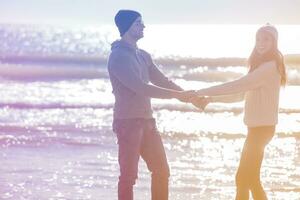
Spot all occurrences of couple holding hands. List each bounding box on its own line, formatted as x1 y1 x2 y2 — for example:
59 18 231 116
108 9 286 200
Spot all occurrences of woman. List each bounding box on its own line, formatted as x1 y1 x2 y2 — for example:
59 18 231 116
195 24 286 200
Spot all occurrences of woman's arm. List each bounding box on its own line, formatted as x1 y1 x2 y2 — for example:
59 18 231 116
210 93 245 103
190 93 243 111
196 62 274 96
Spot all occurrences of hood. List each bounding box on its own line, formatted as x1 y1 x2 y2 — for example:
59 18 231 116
111 40 137 52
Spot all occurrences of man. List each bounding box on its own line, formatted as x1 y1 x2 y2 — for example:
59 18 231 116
107 10 205 200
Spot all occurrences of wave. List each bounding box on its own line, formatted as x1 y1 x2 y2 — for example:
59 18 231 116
172 65 300 85
154 104 300 114
0 102 113 109
163 130 300 140
1 58 300 86
0 54 107 65
2 62 300 86
0 63 109 80
179 66 246 82
0 128 104 148
2 54 299 69
1 124 300 149
1 102 299 115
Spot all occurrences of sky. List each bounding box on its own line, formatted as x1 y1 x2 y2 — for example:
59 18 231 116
1 0 300 25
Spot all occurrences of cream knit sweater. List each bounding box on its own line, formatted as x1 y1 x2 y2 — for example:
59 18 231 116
197 61 281 127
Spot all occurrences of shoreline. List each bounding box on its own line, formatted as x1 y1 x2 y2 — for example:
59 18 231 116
0 54 299 67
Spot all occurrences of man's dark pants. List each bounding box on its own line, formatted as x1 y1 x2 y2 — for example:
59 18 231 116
113 118 170 200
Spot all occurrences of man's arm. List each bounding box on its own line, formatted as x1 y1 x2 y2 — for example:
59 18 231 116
140 50 183 91
108 53 193 101
148 63 183 91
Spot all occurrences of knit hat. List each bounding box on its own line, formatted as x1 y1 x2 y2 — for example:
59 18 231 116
114 10 141 37
257 23 278 42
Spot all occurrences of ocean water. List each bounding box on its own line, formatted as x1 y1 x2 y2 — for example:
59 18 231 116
0 24 300 200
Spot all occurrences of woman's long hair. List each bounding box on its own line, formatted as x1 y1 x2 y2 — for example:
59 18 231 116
248 32 287 86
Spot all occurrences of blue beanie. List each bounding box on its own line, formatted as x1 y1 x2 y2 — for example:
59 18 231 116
114 10 141 36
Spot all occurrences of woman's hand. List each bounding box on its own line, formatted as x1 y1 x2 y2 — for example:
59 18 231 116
190 96 210 111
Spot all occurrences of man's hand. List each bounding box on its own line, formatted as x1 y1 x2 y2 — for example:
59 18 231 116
174 90 198 103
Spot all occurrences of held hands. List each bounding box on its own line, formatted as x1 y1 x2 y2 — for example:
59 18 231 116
174 90 210 111
190 96 210 111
